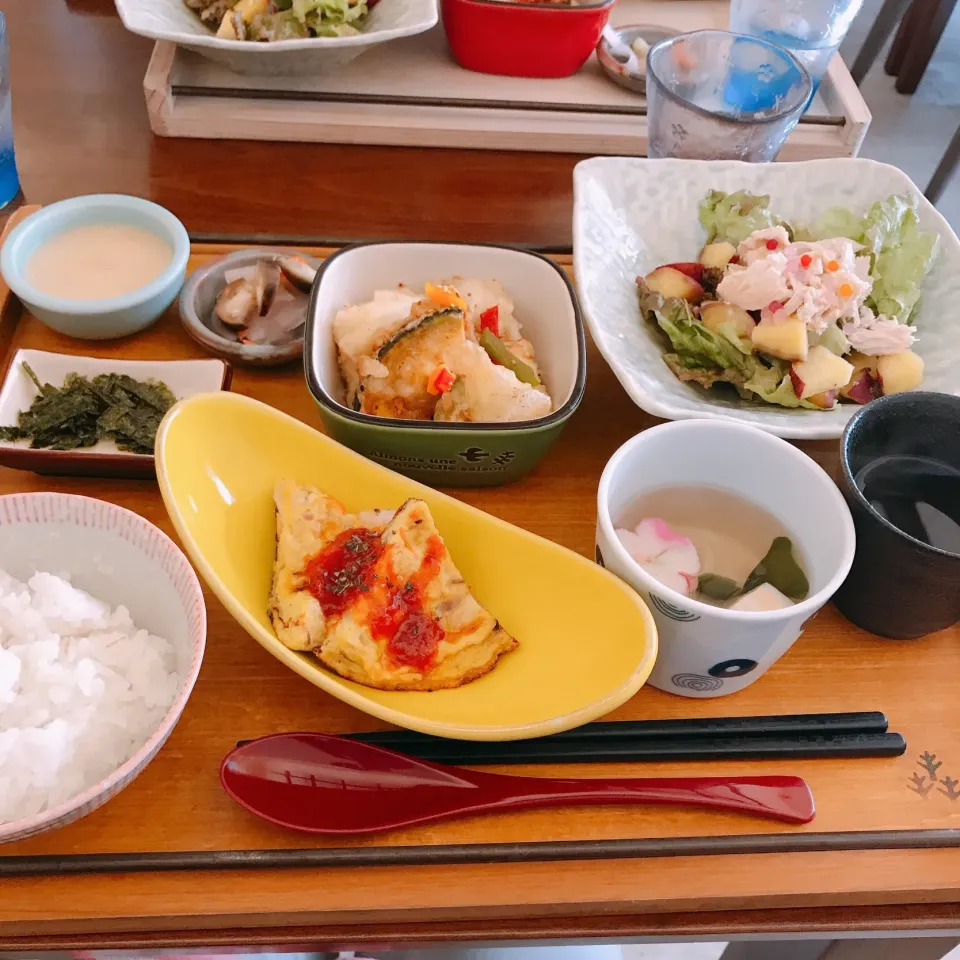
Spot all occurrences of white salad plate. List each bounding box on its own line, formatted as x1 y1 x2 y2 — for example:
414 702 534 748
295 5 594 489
573 157 960 440
114 0 439 76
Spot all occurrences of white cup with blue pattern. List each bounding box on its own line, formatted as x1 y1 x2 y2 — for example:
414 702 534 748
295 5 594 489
596 420 856 698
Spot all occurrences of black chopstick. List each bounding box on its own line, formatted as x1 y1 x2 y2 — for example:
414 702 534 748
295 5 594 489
347 712 889 747
235 712 903 764
334 731 906 764
234 729 904 763
340 713 901 763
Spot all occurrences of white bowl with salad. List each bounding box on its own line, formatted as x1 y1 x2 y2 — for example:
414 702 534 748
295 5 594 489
573 157 959 439
115 0 438 76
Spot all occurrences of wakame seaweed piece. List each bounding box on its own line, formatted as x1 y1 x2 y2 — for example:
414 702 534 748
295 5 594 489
46 425 100 451
2 363 175 453
71 374 118 407
29 416 98 450
742 537 810 601
94 374 175 413
97 404 165 453
19 388 103 437
21 362 57 397
697 573 742 601
89 374 136 409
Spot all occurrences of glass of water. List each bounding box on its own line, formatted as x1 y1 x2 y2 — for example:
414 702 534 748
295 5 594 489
730 0 865 96
0 13 19 210
646 30 812 161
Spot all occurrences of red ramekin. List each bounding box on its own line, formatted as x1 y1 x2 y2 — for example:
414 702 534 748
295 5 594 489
441 0 617 79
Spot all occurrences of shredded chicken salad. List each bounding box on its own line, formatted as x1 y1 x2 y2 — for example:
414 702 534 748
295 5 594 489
635 191 939 411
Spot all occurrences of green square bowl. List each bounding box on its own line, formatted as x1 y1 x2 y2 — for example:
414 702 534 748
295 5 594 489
305 242 586 487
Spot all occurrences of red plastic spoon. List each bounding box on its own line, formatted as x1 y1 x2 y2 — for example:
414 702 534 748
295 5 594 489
220 733 815 834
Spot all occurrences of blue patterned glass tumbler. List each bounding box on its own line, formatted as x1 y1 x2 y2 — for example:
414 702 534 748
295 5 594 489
646 30 812 162
730 0 865 98
0 13 19 210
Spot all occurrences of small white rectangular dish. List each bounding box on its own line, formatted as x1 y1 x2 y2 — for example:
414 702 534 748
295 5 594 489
0 350 231 478
573 157 960 440
115 0 439 76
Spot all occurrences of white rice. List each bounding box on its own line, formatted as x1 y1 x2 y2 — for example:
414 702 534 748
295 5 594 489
0 569 181 824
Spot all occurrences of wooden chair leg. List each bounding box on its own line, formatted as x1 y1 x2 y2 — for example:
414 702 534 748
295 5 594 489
894 0 959 92
926 125 960 205
884 0 928 74
850 0 912 84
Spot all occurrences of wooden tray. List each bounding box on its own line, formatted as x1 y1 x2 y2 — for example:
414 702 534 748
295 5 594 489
144 0 871 158
2 209 959 946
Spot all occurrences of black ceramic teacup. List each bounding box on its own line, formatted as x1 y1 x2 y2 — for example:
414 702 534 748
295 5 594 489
833 392 960 639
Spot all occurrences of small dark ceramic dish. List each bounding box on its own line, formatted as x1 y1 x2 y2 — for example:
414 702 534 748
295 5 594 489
179 249 322 367
305 241 586 487
596 24 680 95
0 348 231 479
833 391 960 639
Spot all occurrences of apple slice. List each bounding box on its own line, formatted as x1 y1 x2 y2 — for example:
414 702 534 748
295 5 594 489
841 370 882 404
645 266 706 304
700 301 756 340
751 317 809 361
663 262 705 282
699 241 738 270
789 345 855 400
877 350 924 395
848 351 879 374
806 389 838 409
839 352 881 403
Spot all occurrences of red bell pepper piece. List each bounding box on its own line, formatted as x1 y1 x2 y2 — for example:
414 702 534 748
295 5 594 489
479 305 500 336
427 366 456 395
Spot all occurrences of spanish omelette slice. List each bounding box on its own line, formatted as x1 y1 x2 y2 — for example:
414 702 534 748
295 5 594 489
269 482 517 690
268 478 391 652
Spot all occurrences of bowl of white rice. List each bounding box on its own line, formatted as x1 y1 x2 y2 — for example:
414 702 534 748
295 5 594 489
0 492 206 842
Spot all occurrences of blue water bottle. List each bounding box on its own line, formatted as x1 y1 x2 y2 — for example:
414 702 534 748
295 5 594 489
0 12 20 209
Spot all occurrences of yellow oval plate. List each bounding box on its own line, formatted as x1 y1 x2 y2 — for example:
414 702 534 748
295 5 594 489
156 393 657 740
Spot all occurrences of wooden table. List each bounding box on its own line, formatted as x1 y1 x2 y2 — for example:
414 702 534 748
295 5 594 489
3 3 960 955
9 2 589 248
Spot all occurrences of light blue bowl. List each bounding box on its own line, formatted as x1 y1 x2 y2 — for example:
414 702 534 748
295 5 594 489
0 195 190 340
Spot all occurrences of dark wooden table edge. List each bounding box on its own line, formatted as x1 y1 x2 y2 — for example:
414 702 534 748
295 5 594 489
3 901 960 951
188 233 576 255
4 828 960 877
0 213 578 257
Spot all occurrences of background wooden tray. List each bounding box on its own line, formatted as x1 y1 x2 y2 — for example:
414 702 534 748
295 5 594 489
144 0 871 157
1 215 959 944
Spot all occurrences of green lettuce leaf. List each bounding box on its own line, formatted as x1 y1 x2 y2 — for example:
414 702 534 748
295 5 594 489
638 282 753 376
292 0 366 28
796 193 939 326
812 323 849 357
795 206 865 244
863 195 939 325
743 366 820 409
860 194 913 261
638 281 824 410
247 10 309 39
661 355 740 391
307 19 362 34
699 190 779 246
